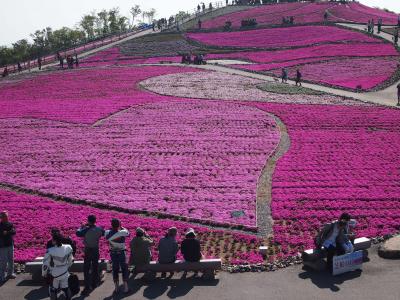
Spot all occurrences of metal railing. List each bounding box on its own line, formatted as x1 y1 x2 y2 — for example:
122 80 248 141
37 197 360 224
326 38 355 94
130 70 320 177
1 25 152 75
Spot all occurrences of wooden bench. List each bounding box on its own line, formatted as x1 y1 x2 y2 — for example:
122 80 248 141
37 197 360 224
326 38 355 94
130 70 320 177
302 237 371 271
25 257 109 283
134 259 222 281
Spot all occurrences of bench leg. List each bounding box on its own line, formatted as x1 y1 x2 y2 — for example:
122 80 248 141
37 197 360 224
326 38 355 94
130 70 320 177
143 271 156 282
362 250 369 262
303 259 326 272
32 272 44 284
201 270 215 280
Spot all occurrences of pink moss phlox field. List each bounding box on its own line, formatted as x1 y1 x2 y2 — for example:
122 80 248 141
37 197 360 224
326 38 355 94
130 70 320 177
140 71 364 106
0 101 281 227
202 2 337 29
328 2 398 25
0 190 263 263
247 102 400 256
80 47 181 67
206 43 398 64
269 57 399 90
201 2 398 29
186 26 383 49
0 66 199 124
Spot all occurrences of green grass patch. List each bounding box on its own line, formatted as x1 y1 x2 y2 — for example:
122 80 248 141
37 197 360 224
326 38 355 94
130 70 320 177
257 82 325 95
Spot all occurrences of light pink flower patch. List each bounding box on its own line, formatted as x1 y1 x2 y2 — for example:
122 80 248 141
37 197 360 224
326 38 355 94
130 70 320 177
0 101 281 227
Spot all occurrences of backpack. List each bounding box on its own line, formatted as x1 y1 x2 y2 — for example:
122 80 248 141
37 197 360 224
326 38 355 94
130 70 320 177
68 273 80 295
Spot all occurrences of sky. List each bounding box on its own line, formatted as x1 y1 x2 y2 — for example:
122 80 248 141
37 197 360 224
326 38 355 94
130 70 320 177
0 0 399 46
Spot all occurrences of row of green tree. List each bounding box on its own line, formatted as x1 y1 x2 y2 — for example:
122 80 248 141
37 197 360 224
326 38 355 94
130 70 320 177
0 5 156 67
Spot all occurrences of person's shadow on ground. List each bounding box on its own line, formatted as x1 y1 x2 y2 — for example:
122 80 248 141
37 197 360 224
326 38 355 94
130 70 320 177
103 272 219 300
298 267 362 292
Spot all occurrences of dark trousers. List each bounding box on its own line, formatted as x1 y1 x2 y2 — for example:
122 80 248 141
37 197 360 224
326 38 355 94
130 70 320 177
83 248 100 289
110 251 129 282
326 245 345 273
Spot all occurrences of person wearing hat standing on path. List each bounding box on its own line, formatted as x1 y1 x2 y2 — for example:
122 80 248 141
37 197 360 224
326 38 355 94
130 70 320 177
129 228 154 271
0 211 16 283
105 219 130 294
158 227 179 278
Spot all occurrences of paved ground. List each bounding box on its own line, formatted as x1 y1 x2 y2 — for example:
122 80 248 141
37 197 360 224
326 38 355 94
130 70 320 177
1 245 399 300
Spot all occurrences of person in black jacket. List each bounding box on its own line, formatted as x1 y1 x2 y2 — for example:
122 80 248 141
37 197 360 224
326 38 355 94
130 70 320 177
181 228 202 262
0 211 16 283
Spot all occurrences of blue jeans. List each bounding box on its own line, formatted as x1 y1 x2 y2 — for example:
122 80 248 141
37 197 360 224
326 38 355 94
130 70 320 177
110 251 129 282
0 246 14 281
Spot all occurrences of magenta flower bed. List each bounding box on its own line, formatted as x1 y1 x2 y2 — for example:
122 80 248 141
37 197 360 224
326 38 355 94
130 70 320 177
206 42 397 63
202 2 398 29
247 102 400 255
269 57 399 90
203 2 308 29
80 47 181 67
328 2 398 25
187 26 382 49
0 66 199 124
0 190 263 263
0 100 280 227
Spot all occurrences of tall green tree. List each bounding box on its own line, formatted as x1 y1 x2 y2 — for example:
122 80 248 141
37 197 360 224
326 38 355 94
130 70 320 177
130 5 142 27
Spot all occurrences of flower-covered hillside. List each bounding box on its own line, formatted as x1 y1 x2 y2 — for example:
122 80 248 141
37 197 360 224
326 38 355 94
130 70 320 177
0 100 281 228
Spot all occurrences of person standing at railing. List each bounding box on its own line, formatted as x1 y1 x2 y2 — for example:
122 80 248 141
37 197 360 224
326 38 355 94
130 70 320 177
1 67 8 77
37 57 42 70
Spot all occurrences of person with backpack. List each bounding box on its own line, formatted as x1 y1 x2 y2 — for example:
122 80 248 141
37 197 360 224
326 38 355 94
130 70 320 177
76 215 105 296
105 219 130 294
42 233 74 300
314 213 356 274
0 211 16 283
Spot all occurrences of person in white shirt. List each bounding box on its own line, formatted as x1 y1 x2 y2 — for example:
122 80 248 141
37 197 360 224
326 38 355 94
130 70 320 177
42 233 74 300
105 219 130 294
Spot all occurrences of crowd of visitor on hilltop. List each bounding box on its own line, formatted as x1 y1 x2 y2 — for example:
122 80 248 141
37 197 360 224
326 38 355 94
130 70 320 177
0 209 360 298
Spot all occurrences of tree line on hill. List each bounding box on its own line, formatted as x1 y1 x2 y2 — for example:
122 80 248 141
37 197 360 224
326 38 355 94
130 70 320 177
0 5 157 68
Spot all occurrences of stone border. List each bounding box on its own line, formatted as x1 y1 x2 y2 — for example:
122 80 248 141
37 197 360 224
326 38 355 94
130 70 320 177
256 114 290 237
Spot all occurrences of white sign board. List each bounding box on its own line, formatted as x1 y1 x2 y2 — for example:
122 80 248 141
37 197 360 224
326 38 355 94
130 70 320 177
333 251 363 276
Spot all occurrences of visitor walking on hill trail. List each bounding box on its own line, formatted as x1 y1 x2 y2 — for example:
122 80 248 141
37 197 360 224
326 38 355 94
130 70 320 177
2 67 9 77
295 69 302 87
76 215 105 296
281 68 288 83
105 219 130 294
0 211 16 283
198 19 202 30
378 18 382 34
394 27 399 45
